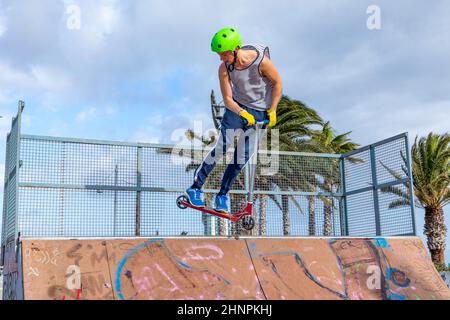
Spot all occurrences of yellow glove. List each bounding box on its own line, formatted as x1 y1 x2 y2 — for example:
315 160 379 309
267 109 277 127
239 110 255 126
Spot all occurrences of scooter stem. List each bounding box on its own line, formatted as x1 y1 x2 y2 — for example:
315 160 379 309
247 122 265 203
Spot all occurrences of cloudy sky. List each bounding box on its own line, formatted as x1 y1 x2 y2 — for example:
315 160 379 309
0 1 449 261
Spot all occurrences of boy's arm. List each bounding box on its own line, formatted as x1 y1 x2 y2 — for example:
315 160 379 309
260 57 283 112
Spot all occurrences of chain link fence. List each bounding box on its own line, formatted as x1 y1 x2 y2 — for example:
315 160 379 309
1 102 416 265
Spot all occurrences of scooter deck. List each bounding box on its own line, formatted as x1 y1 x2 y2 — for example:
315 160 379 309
179 200 246 222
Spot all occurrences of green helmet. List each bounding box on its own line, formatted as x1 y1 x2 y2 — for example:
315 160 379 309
211 27 242 53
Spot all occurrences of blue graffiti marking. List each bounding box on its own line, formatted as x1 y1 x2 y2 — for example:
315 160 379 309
388 292 406 300
386 268 411 288
115 238 163 300
374 238 390 249
115 238 232 299
174 259 193 270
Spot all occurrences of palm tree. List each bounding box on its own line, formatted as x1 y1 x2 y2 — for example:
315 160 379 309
412 133 449 268
258 194 268 235
267 96 324 235
282 121 360 236
212 93 335 236
304 122 360 235
380 133 449 268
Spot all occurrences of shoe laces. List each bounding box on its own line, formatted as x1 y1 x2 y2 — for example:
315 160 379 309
194 189 203 201
217 195 227 203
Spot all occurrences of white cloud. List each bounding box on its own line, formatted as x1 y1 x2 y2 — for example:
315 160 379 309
60 0 122 54
0 13 6 37
76 107 97 122
329 93 450 146
47 121 69 136
75 105 119 123
105 106 118 115
0 62 34 87
0 1 449 145
30 65 71 91
0 62 71 113
131 110 214 145
0 113 14 140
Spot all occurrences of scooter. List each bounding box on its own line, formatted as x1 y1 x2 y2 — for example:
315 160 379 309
176 120 269 231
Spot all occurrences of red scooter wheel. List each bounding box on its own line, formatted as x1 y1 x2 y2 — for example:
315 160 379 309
176 195 188 209
242 216 255 230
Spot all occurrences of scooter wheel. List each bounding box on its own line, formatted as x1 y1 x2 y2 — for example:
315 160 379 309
242 216 255 230
176 195 189 209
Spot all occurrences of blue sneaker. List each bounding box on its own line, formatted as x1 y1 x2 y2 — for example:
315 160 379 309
215 194 229 213
185 188 205 207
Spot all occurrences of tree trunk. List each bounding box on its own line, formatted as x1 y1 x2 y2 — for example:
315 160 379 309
259 194 267 236
323 200 332 236
323 181 334 236
282 195 290 236
308 196 316 236
230 194 245 236
424 206 447 268
218 217 227 236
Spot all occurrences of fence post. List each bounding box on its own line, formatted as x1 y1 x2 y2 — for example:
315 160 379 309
14 101 24 246
404 133 417 236
135 147 142 236
369 146 382 236
113 165 118 237
1 132 11 266
59 141 66 237
339 157 349 236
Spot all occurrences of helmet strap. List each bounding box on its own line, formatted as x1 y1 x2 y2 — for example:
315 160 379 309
234 50 238 66
227 50 238 72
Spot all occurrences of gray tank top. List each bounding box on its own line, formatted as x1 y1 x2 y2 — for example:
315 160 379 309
226 44 273 111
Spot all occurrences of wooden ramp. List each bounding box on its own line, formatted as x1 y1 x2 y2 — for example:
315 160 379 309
10 237 450 300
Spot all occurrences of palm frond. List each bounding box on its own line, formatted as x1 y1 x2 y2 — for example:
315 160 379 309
388 199 411 209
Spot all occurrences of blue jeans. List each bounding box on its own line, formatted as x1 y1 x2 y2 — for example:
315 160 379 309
191 103 267 195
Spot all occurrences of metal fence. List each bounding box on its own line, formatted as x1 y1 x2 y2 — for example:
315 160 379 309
1 102 416 262
1 102 22 266
341 133 416 236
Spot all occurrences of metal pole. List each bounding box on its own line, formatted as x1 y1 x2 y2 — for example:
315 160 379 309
14 101 24 245
135 147 142 236
369 146 382 236
59 141 66 237
404 133 417 235
339 157 349 236
1 133 11 266
247 124 262 203
113 165 118 237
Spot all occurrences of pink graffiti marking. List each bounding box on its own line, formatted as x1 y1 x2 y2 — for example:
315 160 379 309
351 291 364 300
255 275 265 300
181 244 224 263
133 263 183 299
143 264 181 294
27 267 39 277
